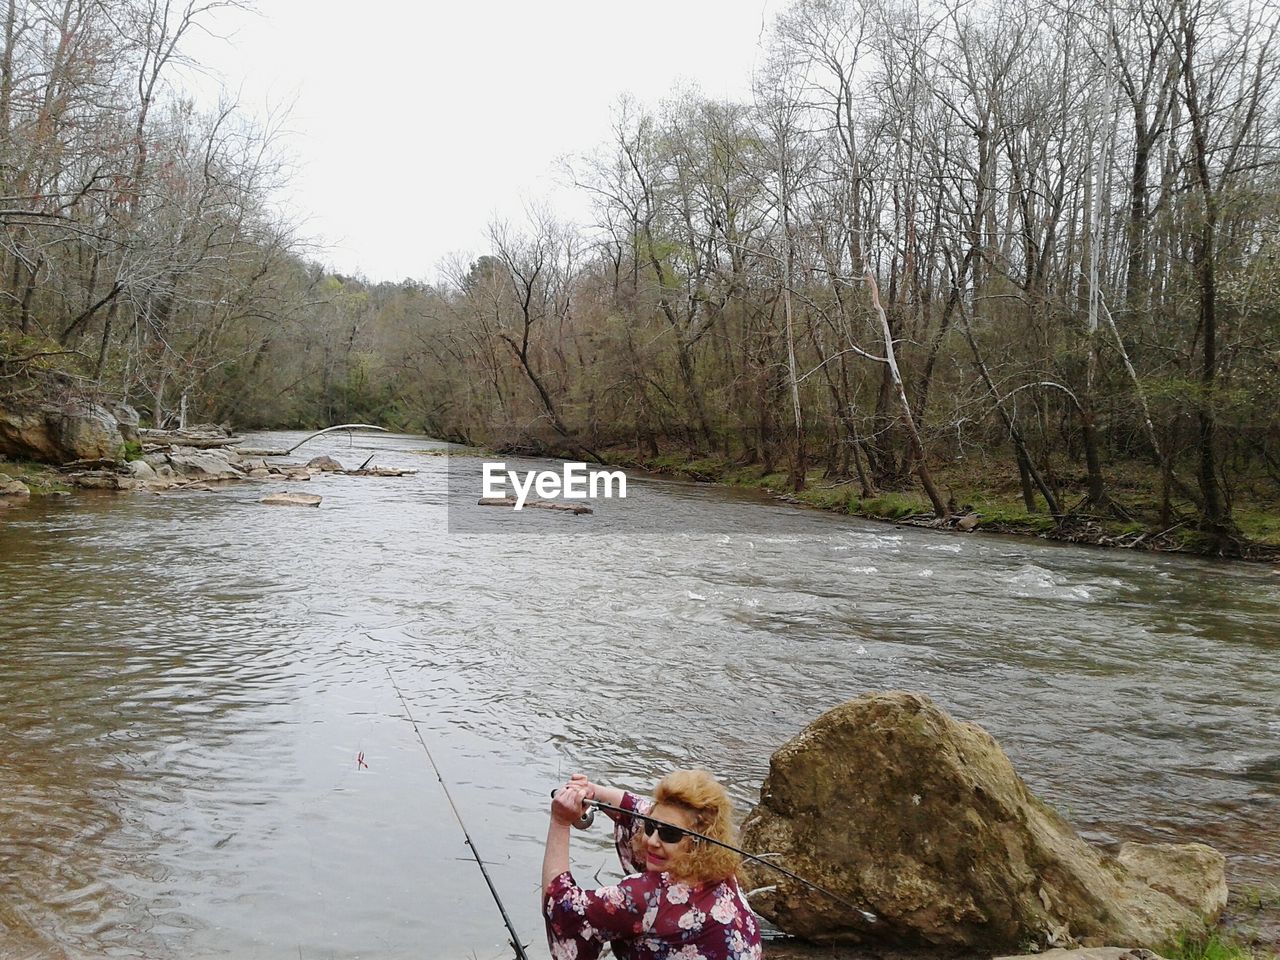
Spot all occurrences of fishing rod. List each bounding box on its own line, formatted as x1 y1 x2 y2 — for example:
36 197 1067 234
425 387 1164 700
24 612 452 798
552 791 878 925
386 669 530 960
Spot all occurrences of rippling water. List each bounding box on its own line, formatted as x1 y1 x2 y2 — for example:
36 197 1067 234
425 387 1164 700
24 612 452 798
1 431 1277 959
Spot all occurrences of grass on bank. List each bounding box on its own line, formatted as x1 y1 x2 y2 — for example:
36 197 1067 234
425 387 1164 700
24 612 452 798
606 449 1280 553
0 458 70 494
1165 930 1279 960
1238 885 1280 912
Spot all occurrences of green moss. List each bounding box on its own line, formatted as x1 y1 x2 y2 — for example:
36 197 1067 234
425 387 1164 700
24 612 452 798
1163 930 1267 960
0 330 90 377
850 493 927 520
4 459 70 495
1233 506 1280 546
974 505 1060 533
683 457 728 479
1175 529 1218 553
643 453 689 471
801 486 852 511
1237 882 1280 911
121 440 143 462
943 488 1061 533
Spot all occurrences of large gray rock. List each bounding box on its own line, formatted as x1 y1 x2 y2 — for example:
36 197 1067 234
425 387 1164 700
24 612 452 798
122 458 175 490
0 399 126 463
165 449 244 482
740 693 1226 952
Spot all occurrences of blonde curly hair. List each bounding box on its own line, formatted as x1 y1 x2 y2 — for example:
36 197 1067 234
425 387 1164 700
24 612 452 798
633 769 743 887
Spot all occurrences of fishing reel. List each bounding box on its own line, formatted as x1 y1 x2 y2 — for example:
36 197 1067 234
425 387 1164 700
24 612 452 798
549 789 596 830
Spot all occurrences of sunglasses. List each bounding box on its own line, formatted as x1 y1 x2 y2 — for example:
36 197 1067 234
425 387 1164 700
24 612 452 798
641 819 690 844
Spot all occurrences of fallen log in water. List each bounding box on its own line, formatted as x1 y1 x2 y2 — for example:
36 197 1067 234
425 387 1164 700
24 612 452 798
349 466 417 477
236 423 388 457
139 432 241 450
61 457 125 470
477 496 592 515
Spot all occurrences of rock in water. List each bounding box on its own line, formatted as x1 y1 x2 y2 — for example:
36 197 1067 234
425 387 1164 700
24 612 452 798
260 492 321 507
165 449 245 481
306 455 345 472
739 692 1226 951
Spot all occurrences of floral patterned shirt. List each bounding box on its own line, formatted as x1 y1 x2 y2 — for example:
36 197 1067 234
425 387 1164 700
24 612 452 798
543 791 763 960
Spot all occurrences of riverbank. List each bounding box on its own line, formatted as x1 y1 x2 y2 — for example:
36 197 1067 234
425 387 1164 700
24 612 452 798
597 449 1280 564
0 423 414 505
4 429 1278 957
763 931 1280 960
8 433 1279 565
758 881 1280 959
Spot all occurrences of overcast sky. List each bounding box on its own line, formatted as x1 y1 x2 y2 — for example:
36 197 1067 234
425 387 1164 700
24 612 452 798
182 1 784 283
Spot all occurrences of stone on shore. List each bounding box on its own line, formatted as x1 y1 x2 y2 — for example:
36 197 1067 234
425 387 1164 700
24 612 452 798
0 413 419 495
124 459 158 482
740 692 1226 952
1116 842 1228 920
71 470 130 490
995 948 1167 960
0 472 31 498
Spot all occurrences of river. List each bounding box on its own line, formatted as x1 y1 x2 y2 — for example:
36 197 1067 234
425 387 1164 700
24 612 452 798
1 430 1277 959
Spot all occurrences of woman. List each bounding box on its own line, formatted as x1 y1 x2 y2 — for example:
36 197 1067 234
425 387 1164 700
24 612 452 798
542 769 763 960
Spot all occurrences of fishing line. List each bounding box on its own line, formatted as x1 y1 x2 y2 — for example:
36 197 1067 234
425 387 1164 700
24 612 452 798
555 792 878 925
386 668 530 960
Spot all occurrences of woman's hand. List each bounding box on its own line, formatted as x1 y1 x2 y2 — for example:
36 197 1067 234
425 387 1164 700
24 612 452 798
550 779 590 826
570 773 623 809
567 773 597 800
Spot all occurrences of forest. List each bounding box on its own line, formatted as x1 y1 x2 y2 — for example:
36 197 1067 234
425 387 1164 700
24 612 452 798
2 0 1278 553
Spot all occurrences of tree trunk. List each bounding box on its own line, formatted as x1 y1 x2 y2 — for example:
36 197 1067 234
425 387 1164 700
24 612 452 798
1180 7 1232 545
959 302 1062 518
780 160 805 492
1016 447 1037 512
865 269 947 517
